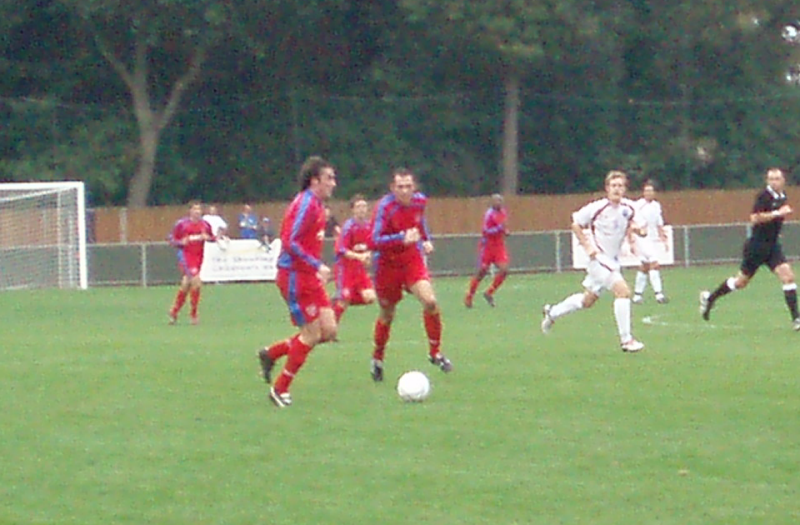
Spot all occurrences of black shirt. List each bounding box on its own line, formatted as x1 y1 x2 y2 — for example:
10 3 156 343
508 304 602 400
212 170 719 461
750 186 787 246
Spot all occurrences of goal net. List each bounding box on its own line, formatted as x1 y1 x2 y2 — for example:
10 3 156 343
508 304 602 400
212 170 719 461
0 182 88 290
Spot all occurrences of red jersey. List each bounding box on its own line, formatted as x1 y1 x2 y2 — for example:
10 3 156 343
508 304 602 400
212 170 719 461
277 189 326 275
481 207 508 249
335 217 371 272
169 217 213 261
370 192 429 267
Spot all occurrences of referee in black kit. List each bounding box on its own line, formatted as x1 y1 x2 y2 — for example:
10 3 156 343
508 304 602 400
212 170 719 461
700 167 800 330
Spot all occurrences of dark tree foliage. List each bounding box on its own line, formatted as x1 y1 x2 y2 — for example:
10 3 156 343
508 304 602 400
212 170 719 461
1 0 800 206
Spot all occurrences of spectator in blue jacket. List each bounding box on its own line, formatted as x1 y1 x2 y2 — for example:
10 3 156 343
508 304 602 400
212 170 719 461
238 204 259 239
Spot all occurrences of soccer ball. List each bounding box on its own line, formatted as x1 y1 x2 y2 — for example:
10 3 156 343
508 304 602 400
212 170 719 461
396 370 431 402
783 24 799 42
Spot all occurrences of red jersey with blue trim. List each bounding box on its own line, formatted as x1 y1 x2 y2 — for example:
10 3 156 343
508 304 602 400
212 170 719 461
335 217 371 272
481 207 508 249
169 217 213 262
277 189 326 274
370 192 429 267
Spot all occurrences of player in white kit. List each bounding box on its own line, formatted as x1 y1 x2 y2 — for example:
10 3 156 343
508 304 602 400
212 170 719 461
541 170 645 353
631 180 669 305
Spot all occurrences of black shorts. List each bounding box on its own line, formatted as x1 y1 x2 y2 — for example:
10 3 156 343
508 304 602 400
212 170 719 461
740 240 786 277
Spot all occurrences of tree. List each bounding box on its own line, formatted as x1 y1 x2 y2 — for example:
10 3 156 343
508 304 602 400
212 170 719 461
397 1 627 195
58 0 231 207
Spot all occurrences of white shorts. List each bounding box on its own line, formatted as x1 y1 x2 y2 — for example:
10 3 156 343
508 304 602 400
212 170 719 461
636 237 659 263
581 257 624 295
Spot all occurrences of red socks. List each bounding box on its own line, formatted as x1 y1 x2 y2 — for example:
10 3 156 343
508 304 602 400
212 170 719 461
266 335 297 361
171 289 187 315
423 309 442 357
467 277 480 297
189 288 201 316
487 272 507 295
274 336 313 394
333 301 346 323
373 319 391 361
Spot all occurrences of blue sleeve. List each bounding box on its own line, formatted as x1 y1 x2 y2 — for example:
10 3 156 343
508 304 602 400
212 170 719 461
288 195 323 269
371 201 405 249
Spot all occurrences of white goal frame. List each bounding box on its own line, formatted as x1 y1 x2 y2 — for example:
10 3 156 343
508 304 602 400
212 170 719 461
0 181 88 290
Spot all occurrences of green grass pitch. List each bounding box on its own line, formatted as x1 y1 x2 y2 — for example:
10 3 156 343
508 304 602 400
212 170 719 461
2 266 800 524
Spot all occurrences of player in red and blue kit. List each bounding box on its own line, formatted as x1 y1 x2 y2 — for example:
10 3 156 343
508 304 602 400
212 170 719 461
332 194 376 324
168 201 214 325
465 193 511 308
369 168 453 382
257 156 338 408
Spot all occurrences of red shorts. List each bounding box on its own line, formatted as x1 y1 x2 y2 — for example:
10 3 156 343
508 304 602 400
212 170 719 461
334 263 374 304
478 245 509 270
276 269 331 326
178 252 203 277
374 258 430 306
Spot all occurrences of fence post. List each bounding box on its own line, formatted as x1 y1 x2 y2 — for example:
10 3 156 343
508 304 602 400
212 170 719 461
119 207 128 243
554 231 562 272
141 243 148 287
683 226 691 268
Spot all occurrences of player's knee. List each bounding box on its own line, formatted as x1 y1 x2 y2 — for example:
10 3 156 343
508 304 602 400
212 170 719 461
319 320 338 343
582 291 599 308
379 306 395 324
422 297 438 312
776 264 795 283
321 326 338 343
363 290 377 304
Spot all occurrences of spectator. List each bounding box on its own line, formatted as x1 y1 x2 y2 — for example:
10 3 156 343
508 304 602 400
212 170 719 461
324 204 341 238
238 204 259 239
203 204 229 239
258 217 276 251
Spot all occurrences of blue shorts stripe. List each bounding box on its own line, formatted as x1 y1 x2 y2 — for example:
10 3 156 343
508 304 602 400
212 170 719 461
287 271 306 326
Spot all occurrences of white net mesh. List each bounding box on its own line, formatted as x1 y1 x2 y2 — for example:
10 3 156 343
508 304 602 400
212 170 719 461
0 182 87 289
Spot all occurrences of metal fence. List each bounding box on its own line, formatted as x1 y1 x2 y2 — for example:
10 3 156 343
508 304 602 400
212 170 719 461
86 222 800 287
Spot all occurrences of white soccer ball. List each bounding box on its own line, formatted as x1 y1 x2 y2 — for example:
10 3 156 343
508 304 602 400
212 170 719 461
783 25 799 42
396 370 431 402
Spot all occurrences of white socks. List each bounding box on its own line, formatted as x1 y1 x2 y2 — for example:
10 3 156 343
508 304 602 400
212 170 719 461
649 270 663 294
635 269 664 295
634 271 648 295
614 298 632 342
548 294 634 343
549 293 584 319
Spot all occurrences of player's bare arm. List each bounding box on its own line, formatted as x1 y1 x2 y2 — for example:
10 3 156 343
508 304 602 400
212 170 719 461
629 222 647 237
422 240 434 255
751 204 793 224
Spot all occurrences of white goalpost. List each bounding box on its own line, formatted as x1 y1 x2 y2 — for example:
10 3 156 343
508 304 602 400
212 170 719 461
0 181 88 290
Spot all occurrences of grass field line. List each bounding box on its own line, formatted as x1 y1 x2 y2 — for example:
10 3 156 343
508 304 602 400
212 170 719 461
640 314 744 331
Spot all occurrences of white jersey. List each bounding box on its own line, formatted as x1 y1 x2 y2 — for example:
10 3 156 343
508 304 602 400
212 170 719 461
572 197 636 262
202 214 228 237
634 198 664 238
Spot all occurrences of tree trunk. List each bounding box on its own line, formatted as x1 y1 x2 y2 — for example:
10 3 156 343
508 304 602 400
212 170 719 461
128 125 160 208
93 33 207 208
501 73 520 196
